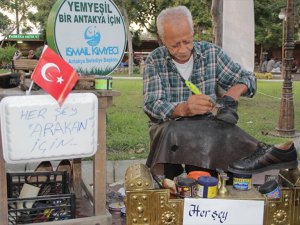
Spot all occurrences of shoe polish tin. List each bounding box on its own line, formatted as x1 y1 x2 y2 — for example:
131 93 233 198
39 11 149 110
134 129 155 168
233 173 252 191
198 176 218 198
176 177 197 198
259 180 281 199
187 171 211 197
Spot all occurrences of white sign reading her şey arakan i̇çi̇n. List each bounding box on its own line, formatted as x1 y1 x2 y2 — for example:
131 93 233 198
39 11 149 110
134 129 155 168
47 0 126 75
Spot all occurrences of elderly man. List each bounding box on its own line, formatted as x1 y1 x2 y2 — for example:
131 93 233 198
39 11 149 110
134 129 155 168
143 6 298 179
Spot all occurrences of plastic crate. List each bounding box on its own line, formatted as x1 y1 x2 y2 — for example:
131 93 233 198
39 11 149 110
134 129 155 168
7 171 75 224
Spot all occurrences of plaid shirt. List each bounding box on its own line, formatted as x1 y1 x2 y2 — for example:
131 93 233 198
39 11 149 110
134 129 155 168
143 41 256 121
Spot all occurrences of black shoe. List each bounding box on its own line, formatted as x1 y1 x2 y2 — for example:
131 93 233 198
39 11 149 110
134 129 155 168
215 95 239 124
216 108 239 124
228 142 298 175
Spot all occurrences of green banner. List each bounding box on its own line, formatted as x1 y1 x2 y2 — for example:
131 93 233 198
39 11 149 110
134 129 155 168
8 34 42 40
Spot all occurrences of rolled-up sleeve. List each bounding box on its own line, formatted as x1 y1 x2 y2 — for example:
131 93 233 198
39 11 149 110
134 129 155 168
216 49 256 97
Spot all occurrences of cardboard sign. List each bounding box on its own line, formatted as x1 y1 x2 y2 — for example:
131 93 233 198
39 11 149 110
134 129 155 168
183 198 264 225
1 93 98 163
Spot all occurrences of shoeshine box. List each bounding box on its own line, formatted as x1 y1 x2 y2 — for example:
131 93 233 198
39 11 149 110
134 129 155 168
0 93 98 163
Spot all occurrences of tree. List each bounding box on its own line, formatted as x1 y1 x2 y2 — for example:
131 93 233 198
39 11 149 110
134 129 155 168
174 0 213 42
0 12 13 47
117 0 172 42
121 0 212 41
0 44 17 67
254 0 300 66
1 0 34 34
29 0 56 38
0 12 11 34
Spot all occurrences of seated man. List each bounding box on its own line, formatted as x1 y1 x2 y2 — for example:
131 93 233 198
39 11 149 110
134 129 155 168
143 6 298 179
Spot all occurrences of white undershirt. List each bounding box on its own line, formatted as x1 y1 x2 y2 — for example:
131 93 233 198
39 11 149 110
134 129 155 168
172 55 193 80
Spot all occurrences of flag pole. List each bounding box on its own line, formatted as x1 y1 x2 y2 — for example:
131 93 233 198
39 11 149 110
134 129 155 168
26 45 47 96
26 81 34 95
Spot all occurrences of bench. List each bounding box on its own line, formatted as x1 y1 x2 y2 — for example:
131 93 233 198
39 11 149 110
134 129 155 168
13 59 38 91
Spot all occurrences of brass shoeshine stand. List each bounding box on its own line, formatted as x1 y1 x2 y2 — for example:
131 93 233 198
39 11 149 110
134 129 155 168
0 87 120 225
124 164 300 225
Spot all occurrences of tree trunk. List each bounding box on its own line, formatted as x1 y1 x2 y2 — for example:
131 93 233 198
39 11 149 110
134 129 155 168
259 45 263 71
211 0 223 47
16 0 20 34
121 0 133 76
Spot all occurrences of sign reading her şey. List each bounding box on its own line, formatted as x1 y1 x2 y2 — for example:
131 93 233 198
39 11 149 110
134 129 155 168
183 198 264 225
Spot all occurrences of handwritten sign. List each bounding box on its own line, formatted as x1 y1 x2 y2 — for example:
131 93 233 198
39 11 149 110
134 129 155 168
183 198 264 225
1 93 98 163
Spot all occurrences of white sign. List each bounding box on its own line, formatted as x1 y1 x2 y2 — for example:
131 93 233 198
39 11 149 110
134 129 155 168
183 198 264 225
1 93 98 163
47 0 126 75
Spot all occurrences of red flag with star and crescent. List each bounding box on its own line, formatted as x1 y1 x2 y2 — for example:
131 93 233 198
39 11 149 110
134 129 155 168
31 46 79 106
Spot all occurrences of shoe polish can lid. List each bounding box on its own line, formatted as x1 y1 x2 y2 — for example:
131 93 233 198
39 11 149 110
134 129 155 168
187 171 211 180
198 176 218 186
259 180 279 194
232 173 252 179
177 177 197 187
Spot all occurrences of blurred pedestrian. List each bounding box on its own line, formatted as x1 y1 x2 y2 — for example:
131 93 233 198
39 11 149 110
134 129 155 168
27 50 39 60
291 60 298 73
260 59 267 72
266 57 275 72
13 50 22 61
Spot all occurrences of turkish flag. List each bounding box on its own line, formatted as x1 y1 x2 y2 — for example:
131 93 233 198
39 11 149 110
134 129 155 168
31 46 78 106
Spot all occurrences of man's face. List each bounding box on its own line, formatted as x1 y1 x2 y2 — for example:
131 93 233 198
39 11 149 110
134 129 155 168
162 18 194 64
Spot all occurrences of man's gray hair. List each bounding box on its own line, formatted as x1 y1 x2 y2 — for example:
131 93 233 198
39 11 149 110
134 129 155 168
157 6 194 40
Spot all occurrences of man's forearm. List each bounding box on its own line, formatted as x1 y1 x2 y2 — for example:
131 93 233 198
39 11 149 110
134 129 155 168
224 84 248 101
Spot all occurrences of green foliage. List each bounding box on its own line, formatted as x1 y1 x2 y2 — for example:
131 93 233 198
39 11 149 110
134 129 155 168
174 0 213 41
0 69 11 73
0 44 17 65
255 0 300 50
132 30 142 47
29 0 57 37
35 45 44 58
2 0 35 34
0 12 12 35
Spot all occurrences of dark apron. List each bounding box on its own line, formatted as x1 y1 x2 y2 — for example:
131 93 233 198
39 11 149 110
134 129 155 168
146 115 258 175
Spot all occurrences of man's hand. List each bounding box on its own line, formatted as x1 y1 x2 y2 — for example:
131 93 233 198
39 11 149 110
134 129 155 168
173 94 213 118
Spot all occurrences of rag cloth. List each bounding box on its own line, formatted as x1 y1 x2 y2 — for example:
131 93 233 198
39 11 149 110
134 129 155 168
146 116 258 175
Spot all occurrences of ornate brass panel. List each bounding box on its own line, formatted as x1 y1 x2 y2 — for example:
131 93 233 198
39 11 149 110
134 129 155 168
125 164 154 191
125 189 183 225
264 189 294 225
294 188 300 225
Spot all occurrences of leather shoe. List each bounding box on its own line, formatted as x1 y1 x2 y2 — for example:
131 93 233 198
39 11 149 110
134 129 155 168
215 95 239 124
228 141 298 174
